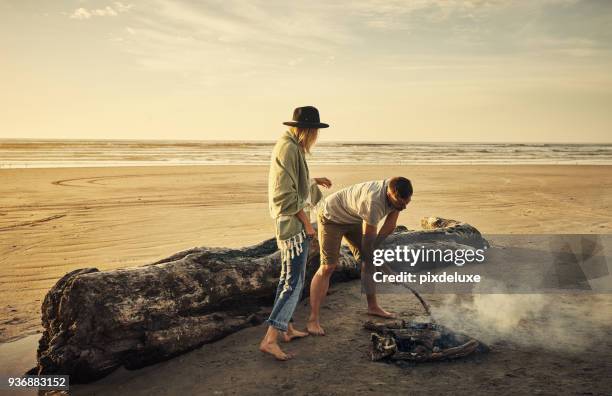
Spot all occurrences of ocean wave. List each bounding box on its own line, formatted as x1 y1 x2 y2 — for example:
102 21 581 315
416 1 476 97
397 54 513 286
1 140 611 168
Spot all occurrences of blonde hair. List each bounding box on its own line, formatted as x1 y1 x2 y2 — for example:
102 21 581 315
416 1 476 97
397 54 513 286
289 126 319 154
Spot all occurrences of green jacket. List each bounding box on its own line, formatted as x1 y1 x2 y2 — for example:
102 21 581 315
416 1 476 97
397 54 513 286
268 130 322 242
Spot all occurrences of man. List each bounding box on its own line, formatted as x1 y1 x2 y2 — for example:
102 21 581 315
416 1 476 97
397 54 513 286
307 176 413 336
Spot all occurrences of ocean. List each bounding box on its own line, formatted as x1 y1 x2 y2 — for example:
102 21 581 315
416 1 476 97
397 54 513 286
1 139 611 168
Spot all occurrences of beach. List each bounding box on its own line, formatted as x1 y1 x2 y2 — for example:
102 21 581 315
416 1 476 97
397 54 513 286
4 0 612 393
1 164 612 389
67 286 612 396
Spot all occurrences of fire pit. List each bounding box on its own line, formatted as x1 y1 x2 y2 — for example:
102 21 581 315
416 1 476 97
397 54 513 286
365 320 489 363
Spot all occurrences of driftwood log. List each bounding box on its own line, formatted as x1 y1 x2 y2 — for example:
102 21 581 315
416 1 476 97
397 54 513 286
30 217 487 382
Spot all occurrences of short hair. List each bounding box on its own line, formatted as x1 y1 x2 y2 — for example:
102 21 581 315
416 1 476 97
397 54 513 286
389 177 413 199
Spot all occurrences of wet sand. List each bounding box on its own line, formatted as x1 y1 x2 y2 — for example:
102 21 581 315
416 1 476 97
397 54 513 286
1 164 611 392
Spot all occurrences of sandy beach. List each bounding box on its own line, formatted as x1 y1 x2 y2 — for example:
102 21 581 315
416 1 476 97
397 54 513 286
67 286 612 396
1 164 612 391
4 0 612 393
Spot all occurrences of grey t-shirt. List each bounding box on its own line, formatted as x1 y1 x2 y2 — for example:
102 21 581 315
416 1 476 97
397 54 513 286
322 179 394 225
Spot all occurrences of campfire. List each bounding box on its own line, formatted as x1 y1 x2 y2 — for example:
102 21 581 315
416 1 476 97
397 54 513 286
365 319 489 363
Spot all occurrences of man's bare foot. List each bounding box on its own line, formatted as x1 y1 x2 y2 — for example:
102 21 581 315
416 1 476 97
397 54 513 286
367 306 397 319
306 320 326 336
259 340 293 361
282 325 309 342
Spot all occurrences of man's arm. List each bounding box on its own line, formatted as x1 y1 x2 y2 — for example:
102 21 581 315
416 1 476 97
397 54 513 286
361 222 378 295
361 210 400 265
361 223 378 267
374 210 400 248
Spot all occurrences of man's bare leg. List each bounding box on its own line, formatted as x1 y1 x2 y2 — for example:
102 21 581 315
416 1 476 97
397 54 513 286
259 326 294 361
366 293 396 318
307 264 336 335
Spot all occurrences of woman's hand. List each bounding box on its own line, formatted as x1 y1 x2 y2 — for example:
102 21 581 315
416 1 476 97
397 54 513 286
315 177 332 188
296 209 316 238
304 223 316 238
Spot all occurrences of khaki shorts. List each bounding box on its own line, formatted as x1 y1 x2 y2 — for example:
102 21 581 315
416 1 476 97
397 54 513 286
318 210 363 266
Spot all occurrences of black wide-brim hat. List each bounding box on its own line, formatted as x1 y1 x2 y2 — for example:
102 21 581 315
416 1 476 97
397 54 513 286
283 106 329 128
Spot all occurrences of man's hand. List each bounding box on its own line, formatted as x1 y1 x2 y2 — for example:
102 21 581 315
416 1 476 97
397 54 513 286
314 177 332 188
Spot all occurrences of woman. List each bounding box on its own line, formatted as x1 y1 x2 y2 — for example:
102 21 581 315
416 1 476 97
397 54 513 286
259 106 332 361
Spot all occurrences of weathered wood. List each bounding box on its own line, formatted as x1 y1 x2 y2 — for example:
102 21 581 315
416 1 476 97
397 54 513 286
31 217 487 382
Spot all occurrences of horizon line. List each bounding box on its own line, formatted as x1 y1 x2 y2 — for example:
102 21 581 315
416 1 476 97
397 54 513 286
1 137 611 145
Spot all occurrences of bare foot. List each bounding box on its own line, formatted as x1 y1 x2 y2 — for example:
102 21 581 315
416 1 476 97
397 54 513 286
259 341 293 361
307 320 326 336
367 306 397 319
282 325 309 342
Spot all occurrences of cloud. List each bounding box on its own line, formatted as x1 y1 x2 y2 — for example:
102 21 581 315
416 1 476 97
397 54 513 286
100 0 612 90
113 2 133 13
69 2 133 20
147 0 351 52
287 57 303 67
107 0 352 84
70 8 91 20
92 6 118 17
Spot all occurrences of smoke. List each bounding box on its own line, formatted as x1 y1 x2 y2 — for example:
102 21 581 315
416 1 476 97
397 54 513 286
432 290 612 353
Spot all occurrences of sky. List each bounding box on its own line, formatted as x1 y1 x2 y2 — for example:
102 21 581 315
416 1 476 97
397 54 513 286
1 0 611 143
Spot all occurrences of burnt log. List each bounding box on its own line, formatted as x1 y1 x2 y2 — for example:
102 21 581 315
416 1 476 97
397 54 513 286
365 320 489 363
31 217 487 382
